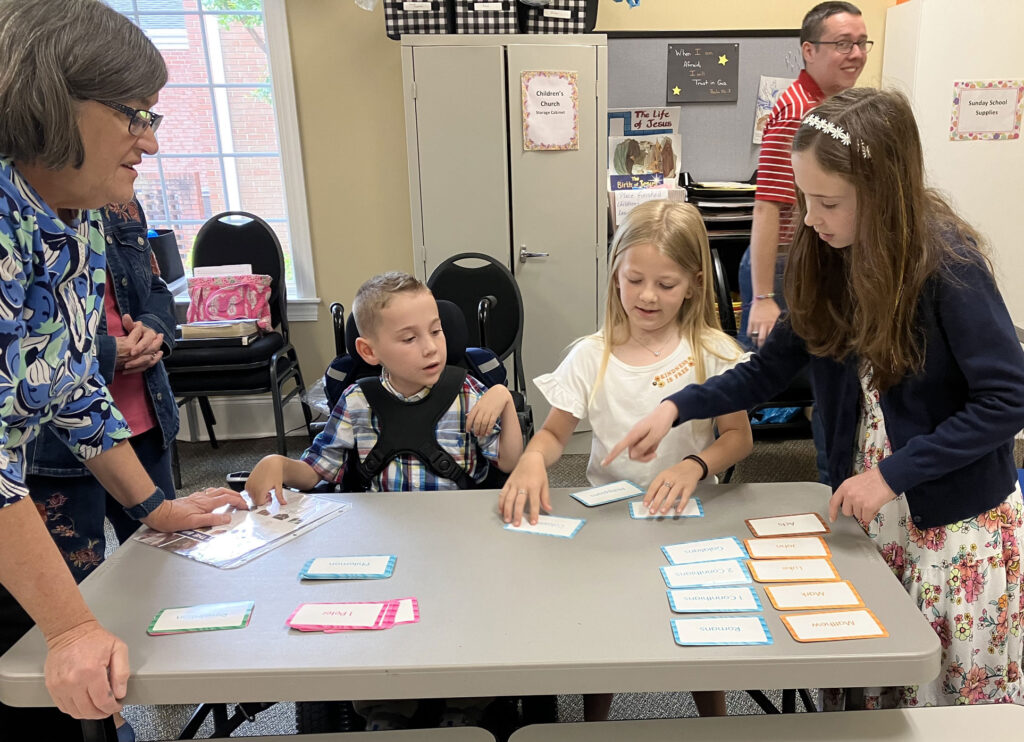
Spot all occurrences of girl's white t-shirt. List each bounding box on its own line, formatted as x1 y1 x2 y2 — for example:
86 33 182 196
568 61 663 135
534 333 749 488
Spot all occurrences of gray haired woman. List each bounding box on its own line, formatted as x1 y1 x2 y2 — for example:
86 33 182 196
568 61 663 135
0 0 246 735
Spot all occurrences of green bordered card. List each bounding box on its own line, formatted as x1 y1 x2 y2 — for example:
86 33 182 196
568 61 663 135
148 600 255 636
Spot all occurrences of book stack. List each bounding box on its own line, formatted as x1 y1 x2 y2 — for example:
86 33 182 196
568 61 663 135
177 320 260 348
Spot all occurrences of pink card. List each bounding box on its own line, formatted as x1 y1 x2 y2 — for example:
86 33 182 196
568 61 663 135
287 600 396 631
323 597 420 633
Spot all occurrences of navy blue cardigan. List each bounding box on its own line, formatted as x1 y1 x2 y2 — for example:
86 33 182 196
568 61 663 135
666 253 1024 529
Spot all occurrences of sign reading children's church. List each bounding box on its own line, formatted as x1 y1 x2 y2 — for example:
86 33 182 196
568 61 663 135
666 44 739 103
522 70 580 151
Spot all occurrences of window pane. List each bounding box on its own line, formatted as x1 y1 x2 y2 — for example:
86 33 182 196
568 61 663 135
155 14 209 84
227 88 278 153
234 157 287 220
212 14 270 84
157 87 219 154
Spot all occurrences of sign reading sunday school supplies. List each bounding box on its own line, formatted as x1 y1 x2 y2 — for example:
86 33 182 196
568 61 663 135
522 70 579 151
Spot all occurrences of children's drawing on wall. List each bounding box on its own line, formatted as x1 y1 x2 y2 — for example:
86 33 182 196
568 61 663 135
752 75 795 144
609 135 680 178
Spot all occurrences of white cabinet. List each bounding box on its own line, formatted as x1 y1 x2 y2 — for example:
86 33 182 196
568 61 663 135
401 34 608 424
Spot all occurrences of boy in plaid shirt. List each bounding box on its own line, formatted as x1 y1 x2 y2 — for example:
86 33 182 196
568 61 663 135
246 272 523 505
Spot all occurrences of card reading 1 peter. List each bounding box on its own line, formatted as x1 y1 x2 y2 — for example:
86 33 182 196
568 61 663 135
299 555 396 580
570 480 644 507
765 581 864 611
667 586 762 613
629 497 703 519
746 512 830 537
662 536 748 565
504 514 585 539
671 616 773 646
148 600 255 636
781 608 888 642
743 536 831 560
747 558 840 583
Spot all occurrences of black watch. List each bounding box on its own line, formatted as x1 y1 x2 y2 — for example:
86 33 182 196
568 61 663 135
123 486 167 520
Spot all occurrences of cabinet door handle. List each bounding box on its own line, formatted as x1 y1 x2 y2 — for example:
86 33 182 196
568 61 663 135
519 246 550 263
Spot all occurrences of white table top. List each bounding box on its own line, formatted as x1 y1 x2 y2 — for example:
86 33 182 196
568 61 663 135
0 483 940 707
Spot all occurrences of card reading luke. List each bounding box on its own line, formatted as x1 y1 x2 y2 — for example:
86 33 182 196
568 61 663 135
504 514 585 539
570 480 644 507
765 581 864 611
662 537 748 565
747 558 841 583
743 536 830 560
299 555 396 580
661 559 752 588
746 512 830 537
781 608 888 642
630 497 703 519
148 600 255 636
667 586 762 613
671 616 773 646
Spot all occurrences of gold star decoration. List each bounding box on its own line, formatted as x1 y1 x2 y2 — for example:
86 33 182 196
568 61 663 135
718 54 729 66
672 85 681 96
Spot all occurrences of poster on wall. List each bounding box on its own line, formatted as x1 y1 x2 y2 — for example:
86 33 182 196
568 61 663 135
949 80 1024 141
522 70 579 151
666 44 739 103
753 75 796 144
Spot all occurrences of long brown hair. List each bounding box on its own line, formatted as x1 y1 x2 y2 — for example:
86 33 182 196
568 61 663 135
785 88 986 391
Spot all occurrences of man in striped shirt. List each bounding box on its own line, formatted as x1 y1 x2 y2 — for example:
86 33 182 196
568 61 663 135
740 1 871 350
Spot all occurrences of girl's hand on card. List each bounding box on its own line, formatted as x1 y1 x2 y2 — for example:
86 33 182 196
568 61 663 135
498 451 551 527
643 459 702 515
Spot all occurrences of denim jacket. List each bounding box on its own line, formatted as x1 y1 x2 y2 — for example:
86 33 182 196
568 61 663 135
27 199 180 477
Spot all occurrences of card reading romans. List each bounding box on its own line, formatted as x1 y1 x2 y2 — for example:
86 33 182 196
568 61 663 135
148 600 255 636
629 498 703 519
671 616 773 646
662 537 748 565
747 558 840 583
661 559 752 589
765 581 864 611
743 536 831 560
570 480 644 507
746 512 830 537
504 514 585 539
781 608 888 642
667 586 762 613
299 555 396 580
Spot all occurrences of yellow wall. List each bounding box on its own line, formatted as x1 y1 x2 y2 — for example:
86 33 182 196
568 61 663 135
283 0 896 383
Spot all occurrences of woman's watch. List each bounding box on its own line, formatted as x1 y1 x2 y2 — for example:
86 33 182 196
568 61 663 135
123 486 167 520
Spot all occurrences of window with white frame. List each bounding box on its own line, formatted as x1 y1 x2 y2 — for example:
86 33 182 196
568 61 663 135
107 0 316 309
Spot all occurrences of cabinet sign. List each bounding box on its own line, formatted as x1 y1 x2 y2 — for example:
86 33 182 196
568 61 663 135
522 70 580 151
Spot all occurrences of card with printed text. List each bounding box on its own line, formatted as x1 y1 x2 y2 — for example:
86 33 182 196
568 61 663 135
570 480 644 507
504 514 585 539
629 498 703 519
743 536 831 560
286 601 397 631
746 513 830 537
747 558 840 583
661 559 752 589
781 609 888 642
323 597 420 633
299 555 396 580
667 586 762 613
662 537 748 565
148 600 255 636
671 615 773 646
764 581 864 611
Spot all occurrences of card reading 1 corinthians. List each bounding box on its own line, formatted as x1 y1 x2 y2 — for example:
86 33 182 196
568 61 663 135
746 512 830 537
743 536 831 560
299 555 396 580
780 608 888 642
764 581 864 611
671 615 773 646
570 480 644 507
148 600 255 636
667 586 762 613
747 558 840 583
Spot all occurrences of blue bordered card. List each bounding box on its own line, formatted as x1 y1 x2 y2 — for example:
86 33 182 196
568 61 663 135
504 514 586 539
671 615 773 646
661 559 753 588
299 555 397 580
629 497 703 519
661 536 748 565
666 586 763 613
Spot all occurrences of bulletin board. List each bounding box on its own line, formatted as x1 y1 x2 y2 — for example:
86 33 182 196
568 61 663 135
608 32 803 182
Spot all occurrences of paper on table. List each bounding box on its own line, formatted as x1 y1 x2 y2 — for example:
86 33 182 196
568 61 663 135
667 586 762 613
746 512 830 537
747 558 841 583
743 536 831 559
781 609 888 642
287 601 396 631
570 480 644 507
765 581 864 611
671 616 773 646
629 498 703 519
661 559 752 588
300 555 396 580
148 600 254 635
662 537 748 565
504 514 585 539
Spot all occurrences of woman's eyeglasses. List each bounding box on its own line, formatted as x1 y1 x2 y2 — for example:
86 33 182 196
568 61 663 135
97 100 164 136
810 39 874 54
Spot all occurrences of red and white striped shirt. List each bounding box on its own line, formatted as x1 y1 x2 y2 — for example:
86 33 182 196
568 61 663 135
755 70 825 246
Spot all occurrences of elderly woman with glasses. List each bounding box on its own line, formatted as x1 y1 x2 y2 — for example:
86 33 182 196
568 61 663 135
0 0 247 734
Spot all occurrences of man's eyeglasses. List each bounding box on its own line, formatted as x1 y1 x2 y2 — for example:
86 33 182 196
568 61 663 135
810 39 874 54
97 100 164 136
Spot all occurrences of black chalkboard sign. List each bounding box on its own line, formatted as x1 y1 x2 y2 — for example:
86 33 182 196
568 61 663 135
666 43 739 103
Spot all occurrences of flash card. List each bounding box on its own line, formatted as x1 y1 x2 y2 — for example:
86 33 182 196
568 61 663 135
299 555 396 580
629 498 703 519
743 536 831 560
671 615 773 646
661 559 753 588
764 581 864 611
747 558 840 583
746 513 830 537
781 609 888 642
570 480 644 507
667 586 762 613
504 514 585 539
148 601 254 636
662 537 748 565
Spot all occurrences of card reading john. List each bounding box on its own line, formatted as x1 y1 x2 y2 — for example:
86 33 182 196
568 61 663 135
629 498 703 519
747 558 840 583
299 555 396 580
746 512 830 537
743 536 830 560
662 537 748 565
765 581 864 611
781 608 888 642
148 600 254 636
661 559 752 588
671 616 773 646
504 514 585 539
667 586 762 613
570 480 644 507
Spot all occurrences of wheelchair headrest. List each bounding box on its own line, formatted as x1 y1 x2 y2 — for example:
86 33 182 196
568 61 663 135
345 297 467 363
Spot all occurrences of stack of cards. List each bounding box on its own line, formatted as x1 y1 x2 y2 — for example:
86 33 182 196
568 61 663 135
287 598 419 633
299 555 396 580
148 600 255 636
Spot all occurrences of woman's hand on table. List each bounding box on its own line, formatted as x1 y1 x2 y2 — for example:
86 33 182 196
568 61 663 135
44 619 128 719
602 400 678 466
141 488 249 532
498 451 551 527
828 467 897 525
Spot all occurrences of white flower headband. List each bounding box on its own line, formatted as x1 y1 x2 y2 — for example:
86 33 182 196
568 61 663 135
802 113 871 159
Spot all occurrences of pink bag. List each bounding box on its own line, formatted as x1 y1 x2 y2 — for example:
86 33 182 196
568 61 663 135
186 274 273 331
